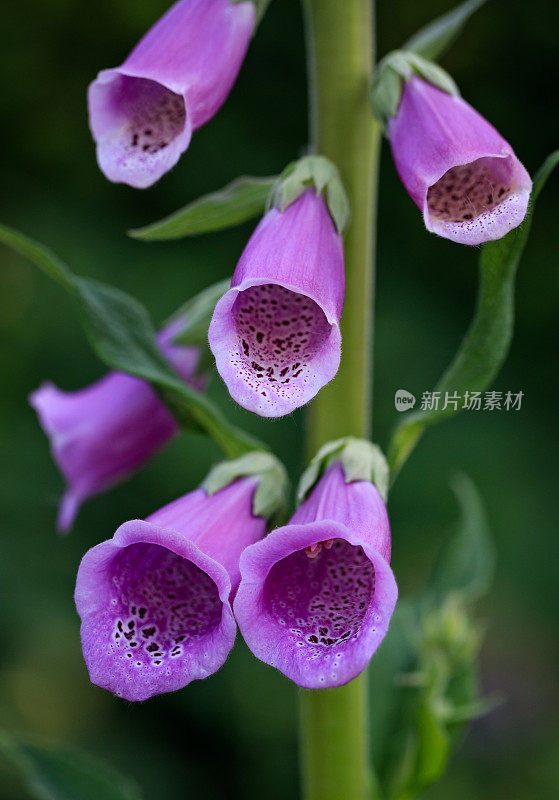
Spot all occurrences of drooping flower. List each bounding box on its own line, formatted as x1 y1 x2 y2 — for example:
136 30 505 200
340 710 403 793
88 0 255 188
388 75 532 245
75 474 270 701
234 444 397 688
30 321 204 533
209 173 346 417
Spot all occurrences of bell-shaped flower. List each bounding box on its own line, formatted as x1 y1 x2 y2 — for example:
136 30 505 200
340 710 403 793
30 321 204 532
75 471 273 701
88 0 255 188
388 75 531 245
209 166 346 417
234 442 397 688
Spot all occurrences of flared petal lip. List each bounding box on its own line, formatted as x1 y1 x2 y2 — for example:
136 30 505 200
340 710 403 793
87 66 193 189
234 520 398 688
75 519 236 701
419 150 532 245
208 279 342 418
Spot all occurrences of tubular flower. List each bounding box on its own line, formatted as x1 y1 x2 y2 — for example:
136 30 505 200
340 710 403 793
388 76 532 245
30 323 204 533
208 188 345 417
88 0 255 188
234 462 397 688
75 477 267 701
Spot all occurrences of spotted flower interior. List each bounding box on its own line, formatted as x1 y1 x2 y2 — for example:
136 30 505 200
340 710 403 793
230 284 332 405
95 75 187 180
426 154 525 229
108 542 221 685
263 539 377 684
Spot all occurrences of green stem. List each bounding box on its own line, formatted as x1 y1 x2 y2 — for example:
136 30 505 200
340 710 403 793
301 2 381 800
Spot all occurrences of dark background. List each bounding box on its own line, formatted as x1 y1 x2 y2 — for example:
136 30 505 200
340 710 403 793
1 0 558 798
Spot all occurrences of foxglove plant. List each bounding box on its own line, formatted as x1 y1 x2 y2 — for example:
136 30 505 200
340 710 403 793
235 440 397 687
372 52 532 245
209 156 347 417
75 452 287 701
3 0 548 797
88 0 255 188
30 311 205 532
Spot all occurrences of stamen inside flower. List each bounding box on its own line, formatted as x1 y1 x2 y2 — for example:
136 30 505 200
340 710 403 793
305 539 334 559
426 156 514 223
264 539 375 654
230 284 332 402
108 543 221 672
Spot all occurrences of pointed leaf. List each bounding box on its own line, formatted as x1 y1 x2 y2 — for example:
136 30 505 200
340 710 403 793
129 176 276 240
0 225 262 458
0 731 142 800
388 151 559 480
404 0 487 61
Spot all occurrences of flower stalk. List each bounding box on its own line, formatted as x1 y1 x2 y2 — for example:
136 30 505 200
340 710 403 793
301 1 381 799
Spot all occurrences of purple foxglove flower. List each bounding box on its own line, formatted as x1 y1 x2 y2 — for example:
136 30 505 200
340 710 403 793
234 463 398 688
388 76 532 245
208 189 345 417
88 0 255 188
75 477 266 701
30 324 203 533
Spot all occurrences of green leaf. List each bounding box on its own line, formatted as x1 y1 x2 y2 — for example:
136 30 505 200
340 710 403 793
0 224 262 458
373 477 498 799
388 151 559 480
129 176 276 240
431 474 495 602
0 731 142 800
165 279 230 347
403 0 488 61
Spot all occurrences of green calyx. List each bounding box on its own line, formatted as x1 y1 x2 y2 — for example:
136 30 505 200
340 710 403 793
203 451 289 522
370 50 459 130
268 155 350 234
297 437 389 504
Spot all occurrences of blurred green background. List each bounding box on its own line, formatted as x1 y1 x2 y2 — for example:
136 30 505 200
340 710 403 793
1 0 558 797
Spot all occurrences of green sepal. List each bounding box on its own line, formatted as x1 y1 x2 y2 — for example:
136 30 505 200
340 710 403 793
203 451 289 522
297 437 389 504
370 50 459 130
268 155 350 234
129 175 276 241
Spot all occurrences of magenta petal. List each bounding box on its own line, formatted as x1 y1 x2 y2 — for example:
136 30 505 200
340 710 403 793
234 521 397 688
75 480 266 700
88 0 255 187
208 190 345 417
234 465 397 688
30 331 201 532
388 77 532 245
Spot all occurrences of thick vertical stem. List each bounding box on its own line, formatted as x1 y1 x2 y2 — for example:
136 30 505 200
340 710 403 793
300 2 381 800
